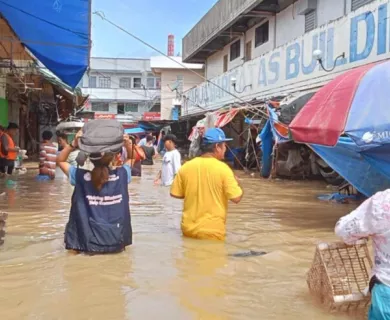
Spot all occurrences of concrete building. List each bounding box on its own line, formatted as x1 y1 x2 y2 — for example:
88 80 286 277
150 56 204 120
182 0 386 116
80 57 161 123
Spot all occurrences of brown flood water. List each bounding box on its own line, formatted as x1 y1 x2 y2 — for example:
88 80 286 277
0 163 360 320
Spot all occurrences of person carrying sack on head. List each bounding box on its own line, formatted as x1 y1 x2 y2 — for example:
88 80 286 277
57 121 138 254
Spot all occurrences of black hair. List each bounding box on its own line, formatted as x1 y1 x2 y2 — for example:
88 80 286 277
57 132 67 141
146 135 154 143
163 134 178 144
7 122 18 130
200 142 216 154
42 130 53 141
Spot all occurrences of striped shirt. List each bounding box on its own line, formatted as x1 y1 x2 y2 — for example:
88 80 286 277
39 142 57 178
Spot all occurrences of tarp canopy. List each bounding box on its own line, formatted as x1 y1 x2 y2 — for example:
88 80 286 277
0 0 91 88
311 137 390 197
125 127 146 135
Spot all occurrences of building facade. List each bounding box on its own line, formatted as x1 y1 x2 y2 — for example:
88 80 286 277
80 58 161 122
150 56 204 120
182 0 385 116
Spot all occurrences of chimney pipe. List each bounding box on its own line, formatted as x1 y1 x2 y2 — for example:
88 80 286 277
168 34 174 56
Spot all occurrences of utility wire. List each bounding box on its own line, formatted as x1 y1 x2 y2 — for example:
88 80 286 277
93 11 268 118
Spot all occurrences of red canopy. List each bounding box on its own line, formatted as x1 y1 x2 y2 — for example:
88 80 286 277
289 63 377 146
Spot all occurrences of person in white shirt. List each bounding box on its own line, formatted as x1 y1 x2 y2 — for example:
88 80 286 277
335 189 390 319
154 134 181 187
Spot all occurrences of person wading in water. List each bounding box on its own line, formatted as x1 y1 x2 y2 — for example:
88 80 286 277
57 131 137 253
170 128 243 240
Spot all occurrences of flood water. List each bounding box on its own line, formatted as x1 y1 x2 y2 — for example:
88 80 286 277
0 163 361 320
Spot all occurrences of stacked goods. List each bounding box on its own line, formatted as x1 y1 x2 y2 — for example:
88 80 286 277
306 240 372 316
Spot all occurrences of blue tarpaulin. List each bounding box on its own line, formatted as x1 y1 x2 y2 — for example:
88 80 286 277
259 120 273 178
125 127 146 135
0 0 90 88
311 138 390 197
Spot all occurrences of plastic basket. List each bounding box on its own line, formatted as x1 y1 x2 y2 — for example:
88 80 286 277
306 240 372 315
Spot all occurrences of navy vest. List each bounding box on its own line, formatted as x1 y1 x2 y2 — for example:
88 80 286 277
65 167 132 253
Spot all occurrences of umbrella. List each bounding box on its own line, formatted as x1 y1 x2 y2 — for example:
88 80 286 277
124 127 146 135
289 61 390 147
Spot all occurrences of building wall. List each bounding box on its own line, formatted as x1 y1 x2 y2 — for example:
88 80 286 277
204 0 361 80
80 58 161 119
184 0 387 115
158 69 205 120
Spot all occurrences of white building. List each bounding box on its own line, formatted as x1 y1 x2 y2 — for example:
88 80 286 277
80 57 161 122
182 0 387 116
150 56 204 120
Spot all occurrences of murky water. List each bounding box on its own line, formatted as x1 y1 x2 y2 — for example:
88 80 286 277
0 163 362 320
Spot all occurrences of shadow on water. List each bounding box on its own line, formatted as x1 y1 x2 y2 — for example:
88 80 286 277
0 165 356 319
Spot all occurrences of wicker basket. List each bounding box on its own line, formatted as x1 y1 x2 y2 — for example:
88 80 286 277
307 240 372 315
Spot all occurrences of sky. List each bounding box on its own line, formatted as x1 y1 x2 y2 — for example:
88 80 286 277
91 0 218 58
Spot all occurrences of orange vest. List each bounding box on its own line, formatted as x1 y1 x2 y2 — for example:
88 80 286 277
0 133 17 160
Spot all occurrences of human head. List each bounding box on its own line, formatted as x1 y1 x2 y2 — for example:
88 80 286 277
7 122 19 137
57 132 68 148
146 135 154 145
42 130 53 142
163 134 177 151
200 128 232 160
90 152 115 191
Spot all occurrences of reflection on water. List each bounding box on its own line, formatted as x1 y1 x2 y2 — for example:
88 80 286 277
0 164 358 319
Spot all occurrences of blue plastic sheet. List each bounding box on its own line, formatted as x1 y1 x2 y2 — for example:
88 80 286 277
311 137 390 197
124 127 146 135
0 0 90 88
260 120 273 178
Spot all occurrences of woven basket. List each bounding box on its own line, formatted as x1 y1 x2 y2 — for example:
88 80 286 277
307 240 372 315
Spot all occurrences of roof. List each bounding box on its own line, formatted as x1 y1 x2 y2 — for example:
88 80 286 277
150 56 203 73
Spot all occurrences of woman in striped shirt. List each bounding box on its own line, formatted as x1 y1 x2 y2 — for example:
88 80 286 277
38 131 57 180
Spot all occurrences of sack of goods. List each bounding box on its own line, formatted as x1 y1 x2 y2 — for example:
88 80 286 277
78 119 124 154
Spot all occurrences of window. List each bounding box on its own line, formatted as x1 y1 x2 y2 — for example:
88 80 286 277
230 40 241 61
223 55 228 72
125 103 138 113
117 103 125 114
147 77 156 89
156 78 161 89
91 102 109 112
119 78 131 89
89 76 97 88
133 77 142 88
255 22 269 48
351 0 374 11
305 10 316 33
245 41 252 61
98 76 111 88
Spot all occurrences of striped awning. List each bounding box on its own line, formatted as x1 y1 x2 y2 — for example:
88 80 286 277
215 108 240 128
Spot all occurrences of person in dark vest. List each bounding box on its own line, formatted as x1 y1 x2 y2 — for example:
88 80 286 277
56 131 135 254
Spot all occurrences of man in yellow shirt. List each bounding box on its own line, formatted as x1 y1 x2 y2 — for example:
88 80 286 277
170 128 243 240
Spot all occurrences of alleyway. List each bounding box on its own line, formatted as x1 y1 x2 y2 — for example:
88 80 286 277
0 164 356 320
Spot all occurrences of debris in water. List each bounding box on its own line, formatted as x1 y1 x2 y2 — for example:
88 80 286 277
229 250 267 257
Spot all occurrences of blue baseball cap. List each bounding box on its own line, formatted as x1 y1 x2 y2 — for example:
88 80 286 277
202 128 233 144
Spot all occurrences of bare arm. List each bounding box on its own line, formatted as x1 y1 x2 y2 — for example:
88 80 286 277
57 131 81 177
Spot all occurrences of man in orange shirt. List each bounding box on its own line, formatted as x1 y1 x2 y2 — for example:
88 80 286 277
0 123 19 176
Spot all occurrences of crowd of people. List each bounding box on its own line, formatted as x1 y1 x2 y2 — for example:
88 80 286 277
1 120 389 318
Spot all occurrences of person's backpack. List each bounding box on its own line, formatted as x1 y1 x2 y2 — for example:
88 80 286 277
78 120 124 154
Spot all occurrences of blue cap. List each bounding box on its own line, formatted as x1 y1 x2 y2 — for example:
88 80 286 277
202 128 233 144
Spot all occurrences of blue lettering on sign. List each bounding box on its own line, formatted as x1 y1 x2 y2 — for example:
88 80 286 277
377 4 387 55
187 3 390 108
350 11 375 62
268 52 280 85
286 43 300 79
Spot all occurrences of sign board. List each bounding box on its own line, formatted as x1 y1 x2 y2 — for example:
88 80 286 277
185 0 390 115
143 112 161 120
94 113 116 120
